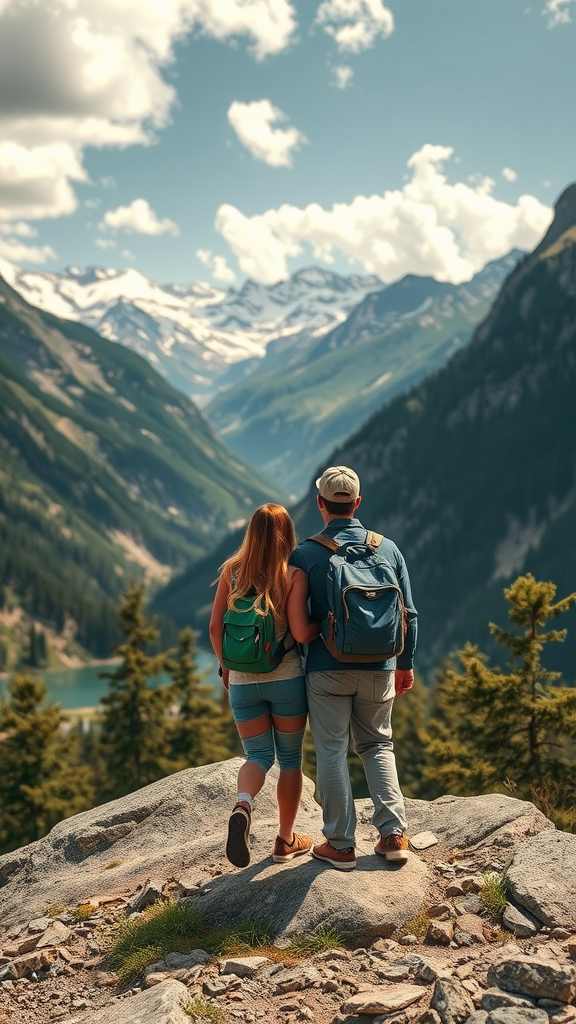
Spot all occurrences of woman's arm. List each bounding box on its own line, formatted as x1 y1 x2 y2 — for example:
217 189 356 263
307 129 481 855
209 572 230 686
286 568 321 644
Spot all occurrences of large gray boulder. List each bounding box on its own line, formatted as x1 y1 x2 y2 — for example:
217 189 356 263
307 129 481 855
195 831 429 941
60 979 189 1024
506 830 576 928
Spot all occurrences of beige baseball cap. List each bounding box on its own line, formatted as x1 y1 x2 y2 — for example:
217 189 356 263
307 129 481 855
316 465 360 502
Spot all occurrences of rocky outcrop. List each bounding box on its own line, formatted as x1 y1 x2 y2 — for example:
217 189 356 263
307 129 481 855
0 760 554 942
507 832 576 930
0 760 575 1024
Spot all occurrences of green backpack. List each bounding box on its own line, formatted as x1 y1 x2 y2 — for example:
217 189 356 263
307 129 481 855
222 592 290 673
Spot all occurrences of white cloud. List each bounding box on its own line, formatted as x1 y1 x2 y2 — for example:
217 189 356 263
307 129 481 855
227 100 307 168
315 0 394 53
215 144 553 285
502 167 518 182
99 199 180 236
332 64 354 89
0 142 86 221
0 221 38 238
197 248 237 282
121 249 137 261
95 237 116 250
543 0 576 25
0 0 297 222
0 237 56 264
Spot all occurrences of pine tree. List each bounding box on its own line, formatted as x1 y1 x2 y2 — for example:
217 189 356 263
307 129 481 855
0 674 94 853
98 583 177 799
37 628 48 667
168 627 232 769
27 624 39 667
423 574 576 823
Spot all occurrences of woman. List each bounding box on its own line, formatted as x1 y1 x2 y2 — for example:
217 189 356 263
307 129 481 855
210 503 319 869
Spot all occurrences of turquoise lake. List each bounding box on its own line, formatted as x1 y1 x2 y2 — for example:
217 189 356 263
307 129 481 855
0 648 220 710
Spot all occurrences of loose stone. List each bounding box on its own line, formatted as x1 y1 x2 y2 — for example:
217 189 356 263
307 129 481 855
485 1010 549 1024
426 920 455 946
487 958 576 1004
481 990 535 1011
430 978 475 1024
341 983 425 1015
502 904 541 939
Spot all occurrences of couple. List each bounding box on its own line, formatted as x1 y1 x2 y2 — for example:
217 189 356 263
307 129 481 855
209 466 418 872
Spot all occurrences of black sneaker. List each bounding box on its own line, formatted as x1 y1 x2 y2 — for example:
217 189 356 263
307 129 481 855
226 802 251 868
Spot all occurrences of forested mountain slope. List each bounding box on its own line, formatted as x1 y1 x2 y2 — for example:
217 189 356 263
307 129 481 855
207 253 521 496
291 183 576 678
0 275 276 658
155 186 575 680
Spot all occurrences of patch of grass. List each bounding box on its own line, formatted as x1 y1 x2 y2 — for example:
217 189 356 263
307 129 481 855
186 998 228 1024
108 901 277 986
46 903 66 918
479 871 507 920
288 927 343 956
214 919 274 957
102 860 122 870
402 909 429 941
73 903 98 921
109 901 205 985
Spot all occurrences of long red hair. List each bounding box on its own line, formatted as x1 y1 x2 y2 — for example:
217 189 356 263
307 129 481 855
220 504 296 622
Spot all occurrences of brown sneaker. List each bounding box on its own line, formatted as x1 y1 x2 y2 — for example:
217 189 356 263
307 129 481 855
312 840 356 871
375 831 409 863
273 832 313 863
226 802 251 868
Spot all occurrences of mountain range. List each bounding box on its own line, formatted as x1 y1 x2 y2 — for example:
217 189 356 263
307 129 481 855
207 251 522 494
0 261 381 406
154 185 576 681
0 274 276 662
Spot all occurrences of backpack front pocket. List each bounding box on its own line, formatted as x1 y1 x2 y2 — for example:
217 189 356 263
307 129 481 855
341 584 404 657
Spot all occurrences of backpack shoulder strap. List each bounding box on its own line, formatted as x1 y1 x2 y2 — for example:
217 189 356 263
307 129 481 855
366 530 384 549
307 533 340 553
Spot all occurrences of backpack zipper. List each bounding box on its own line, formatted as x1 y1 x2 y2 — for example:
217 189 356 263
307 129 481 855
341 583 404 621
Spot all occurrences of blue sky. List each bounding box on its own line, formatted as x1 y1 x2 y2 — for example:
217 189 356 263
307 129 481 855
0 0 574 286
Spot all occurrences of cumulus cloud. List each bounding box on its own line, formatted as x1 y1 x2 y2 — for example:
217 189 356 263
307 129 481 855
215 144 552 285
332 64 354 89
0 0 297 222
196 248 237 282
502 167 518 182
543 0 576 25
0 142 86 221
0 234 56 264
99 199 180 236
95 237 116 250
315 0 394 53
227 100 307 168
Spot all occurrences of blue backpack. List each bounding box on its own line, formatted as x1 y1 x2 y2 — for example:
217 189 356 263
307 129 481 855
310 530 407 662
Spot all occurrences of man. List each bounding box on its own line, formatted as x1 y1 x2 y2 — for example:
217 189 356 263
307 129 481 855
290 466 418 870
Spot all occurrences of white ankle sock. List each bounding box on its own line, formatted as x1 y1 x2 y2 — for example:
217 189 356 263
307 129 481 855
237 792 253 807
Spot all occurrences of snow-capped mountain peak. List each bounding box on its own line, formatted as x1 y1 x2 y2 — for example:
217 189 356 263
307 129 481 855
1 261 382 403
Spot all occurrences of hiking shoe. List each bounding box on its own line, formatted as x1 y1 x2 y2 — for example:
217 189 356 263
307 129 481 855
273 832 313 863
226 802 251 868
375 831 409 863
311 840 356 870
